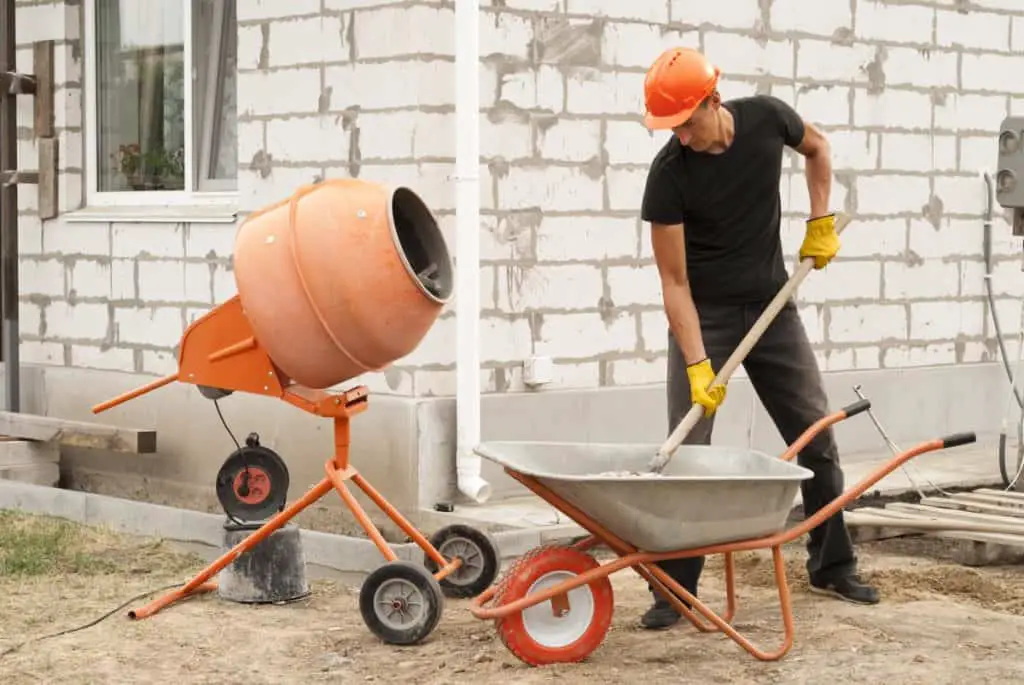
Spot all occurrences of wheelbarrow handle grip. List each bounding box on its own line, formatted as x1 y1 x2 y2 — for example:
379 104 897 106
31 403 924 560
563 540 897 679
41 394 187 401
650 213 854 473
941 432 977 449
840 399 871 418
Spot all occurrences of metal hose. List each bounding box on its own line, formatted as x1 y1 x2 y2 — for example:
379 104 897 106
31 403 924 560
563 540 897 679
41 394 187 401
982 172 1023 408
983 172 1024 488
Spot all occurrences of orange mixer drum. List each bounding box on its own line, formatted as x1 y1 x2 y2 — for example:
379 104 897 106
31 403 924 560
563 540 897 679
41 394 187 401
232 178 454 390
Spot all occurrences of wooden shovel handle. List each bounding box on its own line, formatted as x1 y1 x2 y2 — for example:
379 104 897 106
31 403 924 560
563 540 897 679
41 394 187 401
649 212 854 472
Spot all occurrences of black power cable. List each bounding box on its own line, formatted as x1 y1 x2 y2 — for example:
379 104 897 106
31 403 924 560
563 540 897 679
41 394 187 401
0 582 183 660
0 396 252 661
213 397 241 451
212 397 249 527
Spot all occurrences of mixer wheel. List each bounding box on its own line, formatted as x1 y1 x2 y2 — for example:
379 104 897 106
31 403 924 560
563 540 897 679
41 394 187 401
494 546 614 666
359 560 444 646
215 436 290 522
423 524 500 598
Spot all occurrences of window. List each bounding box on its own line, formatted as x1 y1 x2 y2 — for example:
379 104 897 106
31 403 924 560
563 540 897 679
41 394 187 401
83 0 237 207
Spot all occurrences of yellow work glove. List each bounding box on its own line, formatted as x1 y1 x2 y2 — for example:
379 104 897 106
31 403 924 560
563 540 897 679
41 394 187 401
686 358 726 418
799 213 840 269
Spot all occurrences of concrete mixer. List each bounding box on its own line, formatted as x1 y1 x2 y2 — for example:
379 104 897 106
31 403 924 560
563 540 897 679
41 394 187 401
92 178 500 647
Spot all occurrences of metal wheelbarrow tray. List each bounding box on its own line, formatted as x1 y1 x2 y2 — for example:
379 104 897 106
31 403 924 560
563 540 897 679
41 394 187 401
473 441 812 554
468 398 978 668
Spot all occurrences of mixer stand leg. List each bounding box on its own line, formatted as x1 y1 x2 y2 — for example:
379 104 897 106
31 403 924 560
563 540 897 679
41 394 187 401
127 423 474 620
327 460 450 571
128 476 335 619
89 272 497 626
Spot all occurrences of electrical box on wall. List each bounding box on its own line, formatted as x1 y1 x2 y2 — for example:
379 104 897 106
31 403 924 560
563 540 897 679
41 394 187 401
523 356 553 388
996 116 1024 237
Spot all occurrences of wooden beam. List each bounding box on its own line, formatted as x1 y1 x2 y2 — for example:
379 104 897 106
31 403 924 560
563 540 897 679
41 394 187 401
918 495 1024 519
37 136 57 219
856 505 1024 535
0 70 34 95
847 505 1024 566
32 40 53 138
976 488 1024 501
0 411 157 454
0 170 37 186
946 491 1024 510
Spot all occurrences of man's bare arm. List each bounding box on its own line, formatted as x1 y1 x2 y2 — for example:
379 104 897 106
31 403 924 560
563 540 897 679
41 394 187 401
794 120 831 218
650 222 705 365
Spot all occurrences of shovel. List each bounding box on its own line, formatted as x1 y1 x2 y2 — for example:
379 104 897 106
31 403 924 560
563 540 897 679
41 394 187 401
648 212 854 473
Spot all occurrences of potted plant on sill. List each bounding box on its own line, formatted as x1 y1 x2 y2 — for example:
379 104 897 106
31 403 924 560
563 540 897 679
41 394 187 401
112 143 185 191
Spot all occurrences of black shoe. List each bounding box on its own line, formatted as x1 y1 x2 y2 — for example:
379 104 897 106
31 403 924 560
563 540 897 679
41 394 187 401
809 575 880 605
640 598 681 630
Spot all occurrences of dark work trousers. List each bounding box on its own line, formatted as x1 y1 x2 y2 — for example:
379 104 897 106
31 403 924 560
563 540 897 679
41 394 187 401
654 296 858 605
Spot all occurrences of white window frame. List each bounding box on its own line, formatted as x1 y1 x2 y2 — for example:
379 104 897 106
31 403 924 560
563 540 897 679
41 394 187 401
81 0 238 210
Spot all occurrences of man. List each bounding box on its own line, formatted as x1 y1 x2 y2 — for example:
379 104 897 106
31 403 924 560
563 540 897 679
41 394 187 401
637 47 879 631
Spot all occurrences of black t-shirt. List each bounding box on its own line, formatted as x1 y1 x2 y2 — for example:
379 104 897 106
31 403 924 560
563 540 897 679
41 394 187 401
640 95 806 305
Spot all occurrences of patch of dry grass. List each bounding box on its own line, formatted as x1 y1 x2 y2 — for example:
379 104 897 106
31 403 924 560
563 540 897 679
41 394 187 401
0 510 208 663
0 508 204 578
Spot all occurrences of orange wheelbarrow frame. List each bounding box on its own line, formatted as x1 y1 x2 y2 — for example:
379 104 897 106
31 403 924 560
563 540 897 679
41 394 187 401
469 399 977 666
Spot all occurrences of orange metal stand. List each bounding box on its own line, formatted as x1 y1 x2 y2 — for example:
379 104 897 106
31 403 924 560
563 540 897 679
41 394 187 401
93 295 464 620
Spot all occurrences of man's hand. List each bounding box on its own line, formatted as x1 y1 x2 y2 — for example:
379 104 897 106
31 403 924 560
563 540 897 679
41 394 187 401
799 213 840 269
686 358 726 417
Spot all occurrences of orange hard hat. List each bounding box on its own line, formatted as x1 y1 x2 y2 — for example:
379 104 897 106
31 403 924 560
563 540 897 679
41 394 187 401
643 47 721 130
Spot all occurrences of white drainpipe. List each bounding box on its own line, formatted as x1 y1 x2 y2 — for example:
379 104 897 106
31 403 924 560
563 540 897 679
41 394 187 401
453 0 491 504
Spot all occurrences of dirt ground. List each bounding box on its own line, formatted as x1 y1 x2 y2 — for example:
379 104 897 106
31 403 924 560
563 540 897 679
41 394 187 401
2 511 1024 685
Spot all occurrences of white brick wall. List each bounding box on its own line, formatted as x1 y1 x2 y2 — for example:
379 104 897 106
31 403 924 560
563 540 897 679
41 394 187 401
12 0 1024 397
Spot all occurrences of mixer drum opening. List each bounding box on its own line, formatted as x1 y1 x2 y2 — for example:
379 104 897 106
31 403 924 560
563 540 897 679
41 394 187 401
232 178 455 390
390 187 454 303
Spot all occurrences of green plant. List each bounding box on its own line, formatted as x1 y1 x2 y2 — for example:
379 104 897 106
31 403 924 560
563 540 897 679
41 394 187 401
112 143 185 190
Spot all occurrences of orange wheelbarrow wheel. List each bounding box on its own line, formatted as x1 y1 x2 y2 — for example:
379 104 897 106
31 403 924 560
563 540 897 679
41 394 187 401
494 546 615 666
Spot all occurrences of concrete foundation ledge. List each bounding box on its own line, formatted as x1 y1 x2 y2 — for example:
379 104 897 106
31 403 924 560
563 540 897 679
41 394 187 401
0 480 562 576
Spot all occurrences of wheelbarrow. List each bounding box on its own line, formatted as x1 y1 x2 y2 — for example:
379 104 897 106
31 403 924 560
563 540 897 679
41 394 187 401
467 398 977 666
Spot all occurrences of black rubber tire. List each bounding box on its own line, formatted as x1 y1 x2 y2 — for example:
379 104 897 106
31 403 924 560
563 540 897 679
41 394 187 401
423 524 501 599
359 561 444 646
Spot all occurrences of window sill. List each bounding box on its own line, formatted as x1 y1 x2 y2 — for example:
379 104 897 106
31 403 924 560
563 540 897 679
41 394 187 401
62 203 239 224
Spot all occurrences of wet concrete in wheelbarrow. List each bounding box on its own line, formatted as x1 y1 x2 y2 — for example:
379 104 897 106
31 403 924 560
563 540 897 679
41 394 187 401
2 520 1023 685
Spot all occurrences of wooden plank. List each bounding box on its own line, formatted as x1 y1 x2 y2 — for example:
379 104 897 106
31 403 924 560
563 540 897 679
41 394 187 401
918 495 1024 519
975 488 1024 502
881 499 1024 564
0 411 156 453
0 438 58 467
32 40 53 138
0 170 38 185
846 507 925 543
36 137 57 220
888 502 1024 530
854 506 1024 535
955 539 1024 566
847 507 1024 566
0 70 35 95
848 509 1024 548
853 506 933 523
947 491 1024 510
